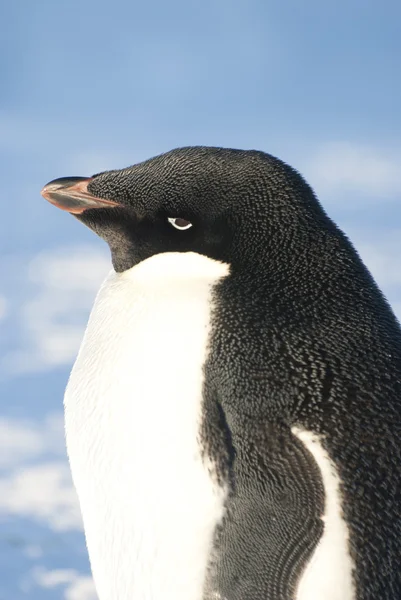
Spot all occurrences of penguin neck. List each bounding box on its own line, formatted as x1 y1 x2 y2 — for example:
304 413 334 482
121 250 230 282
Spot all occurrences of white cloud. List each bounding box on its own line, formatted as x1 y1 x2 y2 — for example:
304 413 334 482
0 414 82 531
302 142 401 200
0 413 64 468
4 245 110 375
33 567 97 600
0 461 82 531
0 414 82 532
0 415 82 531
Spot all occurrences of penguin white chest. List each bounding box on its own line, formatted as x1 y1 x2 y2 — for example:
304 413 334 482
64 253 229 600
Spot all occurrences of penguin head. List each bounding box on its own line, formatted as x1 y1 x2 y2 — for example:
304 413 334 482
42 146 328 273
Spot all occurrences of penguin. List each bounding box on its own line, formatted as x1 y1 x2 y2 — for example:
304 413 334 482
41 147 401 600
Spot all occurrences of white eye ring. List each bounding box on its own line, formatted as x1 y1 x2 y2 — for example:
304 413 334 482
168 217 193 231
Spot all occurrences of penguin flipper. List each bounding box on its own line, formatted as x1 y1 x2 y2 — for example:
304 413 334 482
205 421 325 600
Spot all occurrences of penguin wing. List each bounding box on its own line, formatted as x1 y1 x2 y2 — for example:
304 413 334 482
205 421 325 600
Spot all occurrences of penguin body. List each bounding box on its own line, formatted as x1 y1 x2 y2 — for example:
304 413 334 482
42 147 401 600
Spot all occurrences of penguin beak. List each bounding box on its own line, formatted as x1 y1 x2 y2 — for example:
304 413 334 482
41 177 120 214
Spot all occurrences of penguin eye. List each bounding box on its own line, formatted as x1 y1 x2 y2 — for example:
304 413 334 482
167 217 193 231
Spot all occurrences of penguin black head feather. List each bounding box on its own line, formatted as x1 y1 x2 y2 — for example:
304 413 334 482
42 146 339 274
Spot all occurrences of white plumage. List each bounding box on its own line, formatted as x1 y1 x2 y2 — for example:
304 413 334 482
64 252 230 600
292 428 355 600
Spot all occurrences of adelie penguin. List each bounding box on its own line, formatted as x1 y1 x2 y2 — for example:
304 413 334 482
41 147 401 600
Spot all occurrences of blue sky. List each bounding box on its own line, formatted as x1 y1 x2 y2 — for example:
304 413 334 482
1 1 400 598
